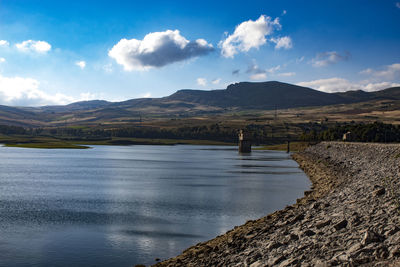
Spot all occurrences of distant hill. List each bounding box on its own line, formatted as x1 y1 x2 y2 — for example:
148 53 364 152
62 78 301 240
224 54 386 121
0 81 399 127
166 82 400 109
38 100 112 113
167 81 346 109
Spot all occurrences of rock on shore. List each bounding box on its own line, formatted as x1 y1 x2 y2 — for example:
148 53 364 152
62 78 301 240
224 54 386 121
154 142 400 266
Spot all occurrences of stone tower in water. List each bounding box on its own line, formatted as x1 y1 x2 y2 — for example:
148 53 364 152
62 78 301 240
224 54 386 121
238 129 252 153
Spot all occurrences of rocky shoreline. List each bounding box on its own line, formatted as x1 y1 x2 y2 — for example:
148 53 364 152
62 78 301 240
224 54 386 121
154 142 400 266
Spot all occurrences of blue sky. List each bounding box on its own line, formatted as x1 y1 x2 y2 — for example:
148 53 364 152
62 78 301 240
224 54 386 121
0 0 399 106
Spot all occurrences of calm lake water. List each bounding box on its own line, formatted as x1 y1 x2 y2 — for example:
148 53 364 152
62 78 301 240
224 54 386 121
0 145 310 267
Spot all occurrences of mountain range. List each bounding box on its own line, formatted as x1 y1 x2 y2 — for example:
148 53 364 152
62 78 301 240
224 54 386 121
1 81 400 127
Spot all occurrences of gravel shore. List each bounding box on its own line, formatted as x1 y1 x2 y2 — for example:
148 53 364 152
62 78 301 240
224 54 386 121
154 142 400 266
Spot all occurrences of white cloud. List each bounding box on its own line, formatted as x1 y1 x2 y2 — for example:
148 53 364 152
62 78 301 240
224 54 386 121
0 74 99 106
109 30 214 71
297 77 400 93
247 61 288 78
75 60 86 69
311 51 349 67
246 62 267 79
0 40 9 47
246 61 295 79
267 65 281 73
250 73 267 81
300 63 400 93
197 78 207 86
362 81 400 91
219 15 281 58
141 92 152 98
271 36 292 50
359 68 373 75
282 10 287 15
298 78 357 92
78 92 98 101
396 2 400 8
103 63 113 73
278 72 296 77
212 78 221 85
0 57 5 63
0 74 73 106
360 63 400 80
15 40 51 53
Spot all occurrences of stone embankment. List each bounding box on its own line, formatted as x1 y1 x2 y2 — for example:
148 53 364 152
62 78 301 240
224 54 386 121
154 142 400 266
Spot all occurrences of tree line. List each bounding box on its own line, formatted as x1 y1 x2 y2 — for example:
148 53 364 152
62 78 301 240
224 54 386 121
300 122 400 143
0 123 296 144
2 121 399 144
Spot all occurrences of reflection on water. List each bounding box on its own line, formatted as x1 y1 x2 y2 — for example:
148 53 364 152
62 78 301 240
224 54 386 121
0 145 310 267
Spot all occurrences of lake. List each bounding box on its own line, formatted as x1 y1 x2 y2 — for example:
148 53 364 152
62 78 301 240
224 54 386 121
0 145 310 267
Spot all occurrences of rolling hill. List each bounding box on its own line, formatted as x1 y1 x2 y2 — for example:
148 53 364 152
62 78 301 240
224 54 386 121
0 81 399 127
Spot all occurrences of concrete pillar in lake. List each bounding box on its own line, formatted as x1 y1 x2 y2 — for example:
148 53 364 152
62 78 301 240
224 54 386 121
239 129 252 153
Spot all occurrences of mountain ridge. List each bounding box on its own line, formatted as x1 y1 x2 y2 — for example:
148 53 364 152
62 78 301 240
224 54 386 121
24 81 400 111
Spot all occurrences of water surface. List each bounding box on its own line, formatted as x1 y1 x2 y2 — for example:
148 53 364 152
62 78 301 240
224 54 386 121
0 145 310 266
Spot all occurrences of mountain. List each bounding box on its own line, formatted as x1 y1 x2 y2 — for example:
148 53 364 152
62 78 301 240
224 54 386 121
0 81 399 127
167 81 346 109
166 82 400 109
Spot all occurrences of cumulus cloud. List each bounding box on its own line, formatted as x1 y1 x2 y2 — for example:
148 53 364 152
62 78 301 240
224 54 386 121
297 77 400 93
15 40 51 53
0 57 5 63
197 78 207 86
360 63 400 80
270 36 292 50
212 78 221 85
311 51 349 67
0 74 72 106
0 40 9 47
109 30 214 71
219 15 282 58
0 74 97 106
75 61 86 69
